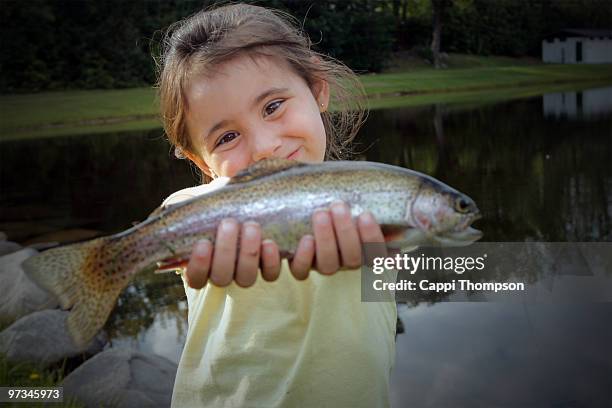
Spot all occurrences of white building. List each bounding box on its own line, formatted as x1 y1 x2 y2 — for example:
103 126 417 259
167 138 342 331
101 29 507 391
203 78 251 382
542 29 612 64
543 86 612 118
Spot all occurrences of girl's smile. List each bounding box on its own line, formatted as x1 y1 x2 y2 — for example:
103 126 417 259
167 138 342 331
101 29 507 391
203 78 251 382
183 55 330 178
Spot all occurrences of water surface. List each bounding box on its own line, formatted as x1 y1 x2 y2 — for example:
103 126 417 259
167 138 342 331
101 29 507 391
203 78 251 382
1 85 611 407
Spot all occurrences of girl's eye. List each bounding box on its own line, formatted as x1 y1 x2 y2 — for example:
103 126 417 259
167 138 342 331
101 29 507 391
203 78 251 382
216 132 239 147
264 100 283 116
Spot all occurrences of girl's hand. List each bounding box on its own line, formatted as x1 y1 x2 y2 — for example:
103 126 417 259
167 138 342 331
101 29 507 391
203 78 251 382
184 219 281 289
289 202 386 279
183 201 385 289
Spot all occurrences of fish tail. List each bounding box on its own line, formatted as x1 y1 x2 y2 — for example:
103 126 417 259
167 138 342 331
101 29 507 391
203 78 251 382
22 237 127 348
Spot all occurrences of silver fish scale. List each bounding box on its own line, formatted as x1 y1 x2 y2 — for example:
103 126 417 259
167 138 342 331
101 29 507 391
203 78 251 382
115 161 451 273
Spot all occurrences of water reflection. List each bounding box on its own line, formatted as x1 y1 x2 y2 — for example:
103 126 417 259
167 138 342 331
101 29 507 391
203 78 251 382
106 269 187 342
1 85 611 406
2 89 610 243
357 93 612 242
0 130 196 241
544 85 612 118
355 88 611 407
392 303 612 407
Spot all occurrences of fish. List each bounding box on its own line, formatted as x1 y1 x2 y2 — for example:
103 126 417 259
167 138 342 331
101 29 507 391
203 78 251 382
23 159 482 347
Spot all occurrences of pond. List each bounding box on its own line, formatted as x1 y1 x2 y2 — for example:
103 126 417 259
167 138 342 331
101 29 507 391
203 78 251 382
1 85 611 407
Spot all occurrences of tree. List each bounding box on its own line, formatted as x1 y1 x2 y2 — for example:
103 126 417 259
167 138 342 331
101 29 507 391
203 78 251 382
430 0 451 68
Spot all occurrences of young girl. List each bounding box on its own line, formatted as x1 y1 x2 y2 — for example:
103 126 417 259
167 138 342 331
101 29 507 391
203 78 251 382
156 4 396 407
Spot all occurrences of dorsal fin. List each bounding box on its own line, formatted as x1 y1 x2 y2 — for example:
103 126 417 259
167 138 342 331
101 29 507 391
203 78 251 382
146 205 165 219
228 159 306 184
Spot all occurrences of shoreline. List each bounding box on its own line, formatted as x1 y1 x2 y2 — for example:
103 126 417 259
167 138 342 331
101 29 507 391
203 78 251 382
2 63 612 141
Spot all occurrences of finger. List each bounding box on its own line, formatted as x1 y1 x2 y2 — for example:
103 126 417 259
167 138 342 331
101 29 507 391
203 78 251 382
289 234 315 280
312 209 340 275
358 211 388 265
358 211 385 243
185 239 212 289
209 218 239 287
235 221 262 288
261 239 281 281
330 201 362 269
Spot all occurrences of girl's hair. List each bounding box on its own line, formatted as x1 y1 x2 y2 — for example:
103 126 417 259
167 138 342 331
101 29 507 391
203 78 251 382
155 3 367 180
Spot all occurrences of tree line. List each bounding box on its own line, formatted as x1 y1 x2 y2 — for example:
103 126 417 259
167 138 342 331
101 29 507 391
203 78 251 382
1 0 609 93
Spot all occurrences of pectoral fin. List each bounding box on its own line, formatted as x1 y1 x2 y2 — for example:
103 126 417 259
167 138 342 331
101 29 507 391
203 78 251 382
155 257 189 274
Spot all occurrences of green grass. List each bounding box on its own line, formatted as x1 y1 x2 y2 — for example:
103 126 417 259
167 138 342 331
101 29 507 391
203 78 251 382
384 52 541 72
0 353 84 407
360 64 612 96
4 117 164 142
0 88 159 131
2 54 612 141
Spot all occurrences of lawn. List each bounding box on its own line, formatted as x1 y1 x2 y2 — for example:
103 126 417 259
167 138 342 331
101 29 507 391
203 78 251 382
0 352 84 407
1 54 611 141
360 64 612 95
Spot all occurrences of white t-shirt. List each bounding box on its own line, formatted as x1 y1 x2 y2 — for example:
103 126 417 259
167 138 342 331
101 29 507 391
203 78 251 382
165 181 397 408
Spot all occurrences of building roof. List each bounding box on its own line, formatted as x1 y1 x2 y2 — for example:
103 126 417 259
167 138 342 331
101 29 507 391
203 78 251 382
544 29 612 41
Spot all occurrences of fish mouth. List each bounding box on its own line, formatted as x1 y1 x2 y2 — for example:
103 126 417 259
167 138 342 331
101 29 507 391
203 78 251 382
442 211 483 246
385 218 483 250
384 227 482 252
383 206 483 250
452 209 482 233
435 226 483 247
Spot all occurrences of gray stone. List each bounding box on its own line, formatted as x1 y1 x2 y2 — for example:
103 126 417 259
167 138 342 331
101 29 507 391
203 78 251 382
27 241 60 251
0 231 7 241
0 240 21 256
0 309 107 366
24 228 100 246
0 221 56 243
63 348 177 408
0 248 60 324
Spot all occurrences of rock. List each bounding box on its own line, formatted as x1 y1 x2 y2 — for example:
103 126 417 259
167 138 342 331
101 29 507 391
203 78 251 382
396 316 405 334
0 309 107 366
23 228 101 246
27 241 60 251
0 231 7 241
0 221 57 242
0 240 21 256
63 348 177 408
0 205 64 221
0 248 59 324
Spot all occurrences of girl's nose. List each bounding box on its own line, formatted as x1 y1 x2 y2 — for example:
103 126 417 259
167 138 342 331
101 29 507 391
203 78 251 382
250 131 283 162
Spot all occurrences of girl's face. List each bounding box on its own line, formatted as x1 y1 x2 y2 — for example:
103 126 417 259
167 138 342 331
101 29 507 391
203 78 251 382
183 55 329 178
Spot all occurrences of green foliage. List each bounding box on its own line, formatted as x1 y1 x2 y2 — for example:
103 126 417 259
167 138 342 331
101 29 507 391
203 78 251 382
443 0 542 56
0 353 84 407
0 0 396 92
0 0 609 92
305 1 395 72
415 46 434 63
0 0 204 92
255 1 397 72
443 0 612 57
384 0 612 57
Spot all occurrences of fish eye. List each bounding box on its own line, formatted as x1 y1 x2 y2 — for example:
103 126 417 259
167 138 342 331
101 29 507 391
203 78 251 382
455 197 472 213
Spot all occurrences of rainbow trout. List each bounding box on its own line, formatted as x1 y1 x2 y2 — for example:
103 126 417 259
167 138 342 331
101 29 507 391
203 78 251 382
23 159 482 347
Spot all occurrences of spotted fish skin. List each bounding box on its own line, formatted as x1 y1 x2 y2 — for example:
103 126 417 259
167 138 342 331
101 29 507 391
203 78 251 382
22 159 482 348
